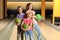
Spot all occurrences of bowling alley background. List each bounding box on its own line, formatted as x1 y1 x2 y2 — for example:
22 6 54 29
0 0 60 40
0 0 60 25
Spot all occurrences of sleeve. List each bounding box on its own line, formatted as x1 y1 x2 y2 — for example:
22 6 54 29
33 11 35 15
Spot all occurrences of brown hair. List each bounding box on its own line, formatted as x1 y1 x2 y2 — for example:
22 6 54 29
17 6 22 11
17 6 22 14
26 3 33 10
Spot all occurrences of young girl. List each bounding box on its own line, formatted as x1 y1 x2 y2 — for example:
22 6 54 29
26 3 41 40
21 12 33 40
17 6 25 40
17 6 25 20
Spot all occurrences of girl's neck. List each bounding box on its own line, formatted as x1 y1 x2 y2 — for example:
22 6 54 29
27 17 30 19
19 12 22 14
28 9 32 11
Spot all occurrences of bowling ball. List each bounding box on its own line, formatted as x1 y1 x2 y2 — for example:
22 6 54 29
23 24 28 29
15 18 21 24
36 14 42 20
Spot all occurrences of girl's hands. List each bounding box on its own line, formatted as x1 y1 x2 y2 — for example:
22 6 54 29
21 23 29 31
21 27 27 31
21 21 27 31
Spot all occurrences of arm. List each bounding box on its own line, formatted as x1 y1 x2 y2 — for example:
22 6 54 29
21 21 26 31
16 14 21 25
26 11 29 14
32 11 42 22
26 20 33 30
32 11 36 19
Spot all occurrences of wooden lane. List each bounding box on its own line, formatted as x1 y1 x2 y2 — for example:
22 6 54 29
0 19 12 31
39 22 60 40
0 19 15 40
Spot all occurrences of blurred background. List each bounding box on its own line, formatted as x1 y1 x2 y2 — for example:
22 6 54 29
0 0 60 40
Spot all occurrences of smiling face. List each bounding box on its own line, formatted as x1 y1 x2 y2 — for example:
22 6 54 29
18 7 23 13
28 4 33 10
17 6 23 14
26 3 33 10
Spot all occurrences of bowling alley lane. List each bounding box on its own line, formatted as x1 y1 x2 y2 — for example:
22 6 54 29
0 19 60 40
39 22 60 40
0 19 15 40
8 19 60 40
0 18 12 31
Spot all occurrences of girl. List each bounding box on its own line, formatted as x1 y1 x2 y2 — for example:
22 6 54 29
17 6 25 20
21 12 33 40
17 6 25 40
26 3 41 40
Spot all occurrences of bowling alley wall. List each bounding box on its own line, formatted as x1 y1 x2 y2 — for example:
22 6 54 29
0 0 53 20
0 0 60 25
53 0 60 24
7 2 53 10
0 0 7 20
7 0 60 25
0 0 4 19
7 2 53 19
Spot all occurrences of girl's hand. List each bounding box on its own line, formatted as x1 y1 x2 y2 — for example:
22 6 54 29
21 20 27 31
32 16 36 19
21 27 27 31
23 29 27 31
27 26 31 30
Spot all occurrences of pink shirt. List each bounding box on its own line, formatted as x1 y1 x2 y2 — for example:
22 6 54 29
23 18 33 30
